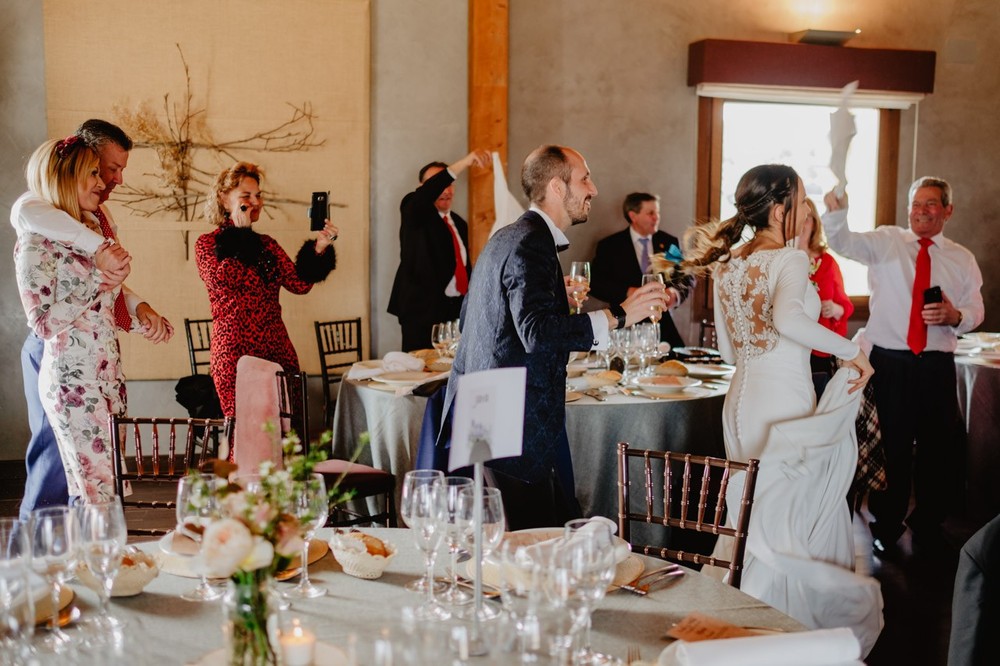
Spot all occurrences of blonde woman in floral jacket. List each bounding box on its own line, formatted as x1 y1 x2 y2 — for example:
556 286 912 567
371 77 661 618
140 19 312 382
13 136 131 503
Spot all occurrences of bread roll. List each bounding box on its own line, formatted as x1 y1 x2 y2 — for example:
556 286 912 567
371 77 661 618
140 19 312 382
654 360 688 377
347 532 389 557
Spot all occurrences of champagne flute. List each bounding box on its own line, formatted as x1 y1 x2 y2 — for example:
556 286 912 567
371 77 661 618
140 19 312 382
0 518 34 664
401 470 446 595
434 476 473 606
283 473 329 599
176 474 224 602
28 506 79 652
569 262 591 314
79 498 128 641
642 273 665 324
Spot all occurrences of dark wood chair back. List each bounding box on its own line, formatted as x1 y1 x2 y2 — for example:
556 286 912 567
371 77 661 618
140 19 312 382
314 318 363 426
184 318 214 376
110 415 233 536
617 442 759 588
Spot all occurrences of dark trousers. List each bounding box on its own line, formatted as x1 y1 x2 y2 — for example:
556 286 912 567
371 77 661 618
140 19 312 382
19 332 68 521
867 346 960 542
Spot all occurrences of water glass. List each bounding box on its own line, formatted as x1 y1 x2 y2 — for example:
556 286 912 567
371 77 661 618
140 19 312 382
176 474 225 602
434 476 474 606
400 470 446 597
79 498 128 640
0 518 34 665
283 473 329 599
29 506 79 652
431 323 451 357
557 520 618 665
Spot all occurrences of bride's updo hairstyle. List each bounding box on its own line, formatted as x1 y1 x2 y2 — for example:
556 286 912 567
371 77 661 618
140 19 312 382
679 164 800 278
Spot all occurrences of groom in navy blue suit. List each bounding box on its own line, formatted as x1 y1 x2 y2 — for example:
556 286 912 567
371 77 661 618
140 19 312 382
443 145 667 528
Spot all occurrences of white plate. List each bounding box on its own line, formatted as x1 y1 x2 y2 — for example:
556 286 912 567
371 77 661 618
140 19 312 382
682 363 735 379
189 642 347 666
471 554 644 593
370 371 430 385
633 376 702 394
355 359 382 370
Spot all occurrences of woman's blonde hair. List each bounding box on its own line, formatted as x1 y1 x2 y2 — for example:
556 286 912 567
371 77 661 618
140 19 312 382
25 137 100 223
679 164 800 278
801 198 828 255
205 162 263 226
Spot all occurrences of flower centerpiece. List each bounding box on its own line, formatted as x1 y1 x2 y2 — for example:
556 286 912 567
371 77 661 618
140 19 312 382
182 429 368 666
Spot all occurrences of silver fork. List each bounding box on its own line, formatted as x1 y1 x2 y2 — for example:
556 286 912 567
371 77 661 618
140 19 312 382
626 645 642 664
584 388 607 401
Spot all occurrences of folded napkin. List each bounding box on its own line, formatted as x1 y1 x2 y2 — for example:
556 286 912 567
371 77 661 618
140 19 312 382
658 627 863 666
346 351 426 380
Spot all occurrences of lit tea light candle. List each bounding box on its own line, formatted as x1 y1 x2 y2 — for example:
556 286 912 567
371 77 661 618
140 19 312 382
280 619 316 666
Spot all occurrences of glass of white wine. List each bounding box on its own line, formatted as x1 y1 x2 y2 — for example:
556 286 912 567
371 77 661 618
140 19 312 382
569 262 591 315
641 273 665 323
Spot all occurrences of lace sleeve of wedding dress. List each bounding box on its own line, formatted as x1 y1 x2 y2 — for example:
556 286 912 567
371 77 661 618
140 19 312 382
713 277 737 365
772 250 860 360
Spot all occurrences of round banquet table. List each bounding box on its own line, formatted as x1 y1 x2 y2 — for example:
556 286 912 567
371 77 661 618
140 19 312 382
331 376 727 523
56 528 802 664
956 355 1000 524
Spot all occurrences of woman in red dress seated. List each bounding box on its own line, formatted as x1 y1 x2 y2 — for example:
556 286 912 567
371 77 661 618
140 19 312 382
195 162 338 434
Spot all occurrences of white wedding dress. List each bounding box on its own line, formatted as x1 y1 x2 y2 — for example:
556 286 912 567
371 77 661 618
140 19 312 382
713 248 884 656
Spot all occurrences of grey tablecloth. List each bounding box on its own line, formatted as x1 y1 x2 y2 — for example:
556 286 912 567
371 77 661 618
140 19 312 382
956 357 1000 523
58 528 801 664
331 379 727 523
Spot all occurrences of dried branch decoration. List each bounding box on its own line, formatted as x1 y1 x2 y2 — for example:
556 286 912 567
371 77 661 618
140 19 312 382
112 45 334 221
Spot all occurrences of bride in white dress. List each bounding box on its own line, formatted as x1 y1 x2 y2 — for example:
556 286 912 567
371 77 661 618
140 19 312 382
681 165 883 654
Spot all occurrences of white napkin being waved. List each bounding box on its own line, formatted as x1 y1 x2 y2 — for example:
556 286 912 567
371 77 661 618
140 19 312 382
346 351 425 380
659 627 863 666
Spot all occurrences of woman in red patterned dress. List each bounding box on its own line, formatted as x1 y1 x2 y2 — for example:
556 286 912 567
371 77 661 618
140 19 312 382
195 162 337 427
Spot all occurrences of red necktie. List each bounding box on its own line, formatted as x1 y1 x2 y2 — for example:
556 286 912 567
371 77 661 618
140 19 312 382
907 237 933 355
443 214 468 295
93 208 133 331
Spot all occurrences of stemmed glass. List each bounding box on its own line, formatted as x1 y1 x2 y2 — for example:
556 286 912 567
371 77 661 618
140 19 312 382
283 473 329 599
176 474 225 602
569 262 591 314
431 324 451 358
642 273 665 324
28 506 79 652
78 498 128 640
0 518 34 664
449 319 462 357
434 476 474 606
455 486 505 619
401 470 445 594
558 520 618 665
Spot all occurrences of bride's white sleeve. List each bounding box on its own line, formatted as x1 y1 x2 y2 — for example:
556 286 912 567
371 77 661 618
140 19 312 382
772 251 859 360
713 278 736 365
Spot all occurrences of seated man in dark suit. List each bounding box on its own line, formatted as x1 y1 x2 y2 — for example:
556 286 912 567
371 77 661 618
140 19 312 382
590 192 694 348
949 513 1000 665
443 145 667 529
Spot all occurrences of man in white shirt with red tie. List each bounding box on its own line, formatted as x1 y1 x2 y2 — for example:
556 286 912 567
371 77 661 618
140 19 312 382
388 149 490 351
10 119 172 517
823 177 984 556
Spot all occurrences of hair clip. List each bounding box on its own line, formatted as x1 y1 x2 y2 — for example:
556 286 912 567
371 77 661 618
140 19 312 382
55 135 81 159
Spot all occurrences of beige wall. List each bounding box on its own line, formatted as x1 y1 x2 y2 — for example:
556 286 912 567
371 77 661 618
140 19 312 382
43 0 371 380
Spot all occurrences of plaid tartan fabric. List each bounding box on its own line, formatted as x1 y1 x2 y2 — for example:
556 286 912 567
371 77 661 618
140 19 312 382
852 381 887 496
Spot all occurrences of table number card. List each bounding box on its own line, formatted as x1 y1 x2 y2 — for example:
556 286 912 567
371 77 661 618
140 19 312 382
449 367 526 471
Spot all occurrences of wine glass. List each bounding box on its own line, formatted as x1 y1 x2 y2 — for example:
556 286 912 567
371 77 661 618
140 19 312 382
569 262 591 314
642 273 665 324
176 474 225 602
455 486 505 619
0 518 34 664
559 520 618 665
283 473 329 599
434 476 473 606
400 470 446 595
431 324 450 358
78 499 128 641
28 506 79 652
449 319 461 357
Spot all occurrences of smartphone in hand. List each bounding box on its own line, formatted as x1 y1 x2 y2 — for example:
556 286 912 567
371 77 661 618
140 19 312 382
309 191 329 231
924 286 943 304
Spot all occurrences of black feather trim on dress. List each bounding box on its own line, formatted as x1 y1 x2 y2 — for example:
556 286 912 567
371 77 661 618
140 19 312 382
215 226 277 280
295 240 336 283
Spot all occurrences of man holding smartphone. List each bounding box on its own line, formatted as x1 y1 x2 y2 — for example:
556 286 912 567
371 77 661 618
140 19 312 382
823 177 984 557
388 150 490 351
